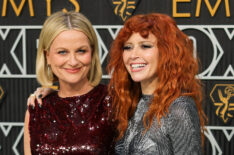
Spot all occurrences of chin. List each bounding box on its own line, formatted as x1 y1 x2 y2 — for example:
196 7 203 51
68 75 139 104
130 76 144 83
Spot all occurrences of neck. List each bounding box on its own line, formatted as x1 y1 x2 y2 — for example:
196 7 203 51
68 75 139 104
141 78 158 95
58 79 94 98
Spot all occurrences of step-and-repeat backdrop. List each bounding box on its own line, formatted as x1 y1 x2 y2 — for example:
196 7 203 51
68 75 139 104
0 0 233 154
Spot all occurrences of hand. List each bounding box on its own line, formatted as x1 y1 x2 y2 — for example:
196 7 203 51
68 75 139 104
27 87 55 107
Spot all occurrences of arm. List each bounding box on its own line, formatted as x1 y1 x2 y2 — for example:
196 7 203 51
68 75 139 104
24 110 32 155
167 97 202 155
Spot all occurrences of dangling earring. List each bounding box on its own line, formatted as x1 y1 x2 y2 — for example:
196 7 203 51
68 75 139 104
47 65 53 82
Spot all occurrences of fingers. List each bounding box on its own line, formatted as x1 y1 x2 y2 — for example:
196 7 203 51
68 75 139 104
27 88 43 108
38 87 55 99
27 87 56 109
27 93 36 108
34 88 44 106
32 87 54 106
37 97 43 106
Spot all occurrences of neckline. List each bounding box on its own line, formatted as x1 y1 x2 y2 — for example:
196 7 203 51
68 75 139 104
55 84 100 99
141 94 153 101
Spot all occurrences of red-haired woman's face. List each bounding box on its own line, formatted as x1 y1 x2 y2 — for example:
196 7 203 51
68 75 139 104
123 32 159 88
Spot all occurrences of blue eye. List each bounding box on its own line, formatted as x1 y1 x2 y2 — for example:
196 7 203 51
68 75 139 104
58 50 67 55
77 49 86 53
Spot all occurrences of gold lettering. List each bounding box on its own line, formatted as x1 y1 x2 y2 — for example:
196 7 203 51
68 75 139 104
225 0 230 17
63 0 80 13
173 0 191 17
196 0 230 17
2 0 7 16
46 0 52 16
195 0 202 17
2 0 34 16
205 0 221 16
28 0 34 16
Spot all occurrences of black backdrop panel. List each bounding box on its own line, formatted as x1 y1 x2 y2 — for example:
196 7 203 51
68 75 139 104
0 0 233 154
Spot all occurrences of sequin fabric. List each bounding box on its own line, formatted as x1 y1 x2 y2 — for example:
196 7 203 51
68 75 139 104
115 96 202 155
29 84 115 155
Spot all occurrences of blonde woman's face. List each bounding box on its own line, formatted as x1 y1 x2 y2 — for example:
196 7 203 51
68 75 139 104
123 32 159 86
46 30 92 86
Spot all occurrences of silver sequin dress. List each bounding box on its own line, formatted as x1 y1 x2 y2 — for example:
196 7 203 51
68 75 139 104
115 96 201 155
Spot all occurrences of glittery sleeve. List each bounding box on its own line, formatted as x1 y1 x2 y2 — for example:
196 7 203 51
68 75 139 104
167 97 202 155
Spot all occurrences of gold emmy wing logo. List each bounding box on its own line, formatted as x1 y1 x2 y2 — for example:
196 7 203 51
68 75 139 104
210 84 234 123
109 0 140 22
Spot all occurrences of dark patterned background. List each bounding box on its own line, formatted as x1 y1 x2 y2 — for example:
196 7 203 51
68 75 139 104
0 0 233 154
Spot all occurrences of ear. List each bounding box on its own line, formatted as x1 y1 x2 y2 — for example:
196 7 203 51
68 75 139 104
45 50 50 65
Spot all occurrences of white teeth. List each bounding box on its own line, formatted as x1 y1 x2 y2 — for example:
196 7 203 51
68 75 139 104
131 64 146 69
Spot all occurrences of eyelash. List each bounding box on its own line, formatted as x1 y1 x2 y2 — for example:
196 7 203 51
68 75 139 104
141 44 152 49
123 44 152 51
123 46 132 50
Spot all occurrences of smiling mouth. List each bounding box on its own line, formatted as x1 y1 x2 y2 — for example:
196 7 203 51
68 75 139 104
65 68 81 73
130 63 146 71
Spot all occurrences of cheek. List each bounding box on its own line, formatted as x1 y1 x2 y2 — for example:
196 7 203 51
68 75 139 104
48 55 65 66
154 51 159 67
149 51 159 73
148 49 159 65
81 52 92 65
122 52 129 66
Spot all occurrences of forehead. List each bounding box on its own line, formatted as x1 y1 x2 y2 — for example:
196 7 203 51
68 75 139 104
126 32 157 43
54 30 88 41
50 29 90 48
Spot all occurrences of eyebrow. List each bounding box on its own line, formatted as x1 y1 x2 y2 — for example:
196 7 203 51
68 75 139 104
124 41 155 44
55 45 90 51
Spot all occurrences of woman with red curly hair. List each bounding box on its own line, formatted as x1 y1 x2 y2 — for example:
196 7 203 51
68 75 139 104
108 13 206 154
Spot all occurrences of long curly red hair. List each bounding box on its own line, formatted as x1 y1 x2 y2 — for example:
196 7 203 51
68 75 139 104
107 13 206 142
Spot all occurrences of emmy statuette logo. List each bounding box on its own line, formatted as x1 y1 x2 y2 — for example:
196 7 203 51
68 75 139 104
210 84 234 123
108 0 140 22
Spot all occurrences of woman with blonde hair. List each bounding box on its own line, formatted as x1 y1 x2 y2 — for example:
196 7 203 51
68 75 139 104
24 11 115 155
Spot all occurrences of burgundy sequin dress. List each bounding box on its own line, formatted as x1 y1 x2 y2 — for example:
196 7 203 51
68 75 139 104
28 84 115 155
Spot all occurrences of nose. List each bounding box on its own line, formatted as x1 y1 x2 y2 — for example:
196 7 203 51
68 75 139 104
129 47 139 59
68 53 79 66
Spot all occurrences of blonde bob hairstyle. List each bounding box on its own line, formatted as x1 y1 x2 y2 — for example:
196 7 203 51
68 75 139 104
36 11 102 87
